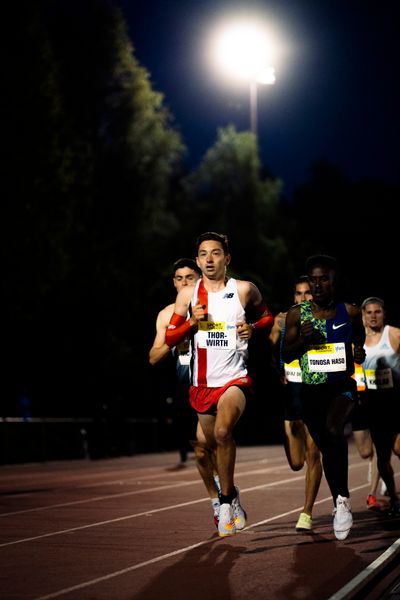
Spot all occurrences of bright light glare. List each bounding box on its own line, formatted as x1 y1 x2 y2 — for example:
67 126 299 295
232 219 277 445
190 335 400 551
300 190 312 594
215 22 275 83
257 66 276 85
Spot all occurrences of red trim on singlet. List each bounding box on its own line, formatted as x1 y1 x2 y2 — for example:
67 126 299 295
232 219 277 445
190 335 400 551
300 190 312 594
189 376 253 414
197 279 208 386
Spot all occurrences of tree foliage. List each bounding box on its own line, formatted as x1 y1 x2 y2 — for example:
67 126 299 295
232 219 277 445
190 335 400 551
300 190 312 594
2 0 186 417
180 125 286 303
2 0 398 442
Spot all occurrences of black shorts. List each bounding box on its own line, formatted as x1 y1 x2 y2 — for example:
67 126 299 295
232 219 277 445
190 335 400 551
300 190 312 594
351 395 370 431
301 377 358 423
284 382 303 421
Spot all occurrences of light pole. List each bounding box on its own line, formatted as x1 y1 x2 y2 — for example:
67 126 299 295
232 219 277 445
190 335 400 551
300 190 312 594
250 79 258 135
214 21 276 136
250 66 276 136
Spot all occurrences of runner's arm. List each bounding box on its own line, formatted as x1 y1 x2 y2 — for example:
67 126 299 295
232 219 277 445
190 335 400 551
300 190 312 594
281 305 306 364
149 309 171 366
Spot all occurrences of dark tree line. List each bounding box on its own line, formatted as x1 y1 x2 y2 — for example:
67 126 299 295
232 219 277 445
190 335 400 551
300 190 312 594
2 0 398 435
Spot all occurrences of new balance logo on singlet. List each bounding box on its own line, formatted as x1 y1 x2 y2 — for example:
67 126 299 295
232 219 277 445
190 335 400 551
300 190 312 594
223 293 234 299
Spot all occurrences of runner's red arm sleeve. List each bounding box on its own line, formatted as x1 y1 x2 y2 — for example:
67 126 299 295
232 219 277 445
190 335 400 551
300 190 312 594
165 313 192 347
251 302 274 332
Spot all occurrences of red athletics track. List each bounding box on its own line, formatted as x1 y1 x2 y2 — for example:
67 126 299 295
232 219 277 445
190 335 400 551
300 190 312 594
0 441 399 600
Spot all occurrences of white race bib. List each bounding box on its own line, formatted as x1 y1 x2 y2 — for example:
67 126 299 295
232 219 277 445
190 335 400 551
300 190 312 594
365 368 393 390
307 342 347 372
176 339 190 365
197 321 237 350
284 359 302 382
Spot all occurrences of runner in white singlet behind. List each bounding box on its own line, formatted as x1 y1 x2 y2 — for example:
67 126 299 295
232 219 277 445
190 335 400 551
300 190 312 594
360 297 400 516
149 258 221 525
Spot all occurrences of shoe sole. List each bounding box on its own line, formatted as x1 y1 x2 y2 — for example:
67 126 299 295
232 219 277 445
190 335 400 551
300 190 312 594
334 529 351 540
333 516 352 540
218 525 236 537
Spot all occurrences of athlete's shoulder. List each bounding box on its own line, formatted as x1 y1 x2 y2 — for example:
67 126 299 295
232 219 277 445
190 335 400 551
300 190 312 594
388 324 400 348
286 303 301 320
235 278 249 289
157 303 175 327
236 279 263 308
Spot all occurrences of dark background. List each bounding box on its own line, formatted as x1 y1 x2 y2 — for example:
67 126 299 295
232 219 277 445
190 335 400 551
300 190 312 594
1 0 398 461
121 0 400 197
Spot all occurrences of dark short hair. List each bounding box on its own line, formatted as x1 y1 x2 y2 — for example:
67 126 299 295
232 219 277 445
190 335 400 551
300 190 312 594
195 231 230 255
173 258 201 276
361 296 385 310
294 274 309 286
305 254 337 273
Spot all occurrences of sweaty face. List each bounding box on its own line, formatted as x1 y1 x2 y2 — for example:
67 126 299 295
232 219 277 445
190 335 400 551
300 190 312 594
307 266 335 305
196 240 230 279
294 283 312 304
173 268 200 292
362 303 385 329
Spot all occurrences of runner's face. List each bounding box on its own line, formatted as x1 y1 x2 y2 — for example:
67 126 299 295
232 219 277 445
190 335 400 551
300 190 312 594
196 240 230 279
362 303 385 329
308 266 335 305
294 282 312 304
173 268 200 292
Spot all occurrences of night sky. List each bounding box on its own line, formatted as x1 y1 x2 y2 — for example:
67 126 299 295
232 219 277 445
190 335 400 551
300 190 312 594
120 0 399 197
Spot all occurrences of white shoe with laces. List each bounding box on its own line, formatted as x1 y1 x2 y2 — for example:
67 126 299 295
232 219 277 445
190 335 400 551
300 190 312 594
333 495 353 540
232 485 247 530
218 503 236 537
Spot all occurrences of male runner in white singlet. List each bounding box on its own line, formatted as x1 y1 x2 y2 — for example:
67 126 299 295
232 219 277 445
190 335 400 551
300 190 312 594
165 232 274 537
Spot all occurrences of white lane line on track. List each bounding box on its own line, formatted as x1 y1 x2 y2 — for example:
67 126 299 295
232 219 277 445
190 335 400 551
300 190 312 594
0 464 305 517
33 495 337 600
81 456 288 488
33 483 398 600
0 474 314 547
0 475 381 549
0 459 369 517
0 455 285 490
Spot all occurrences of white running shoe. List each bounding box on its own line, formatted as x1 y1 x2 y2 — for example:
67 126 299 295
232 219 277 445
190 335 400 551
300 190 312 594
211 498 220 529
232 486 247 530
218 503 236 537
333 495 353 540
380 479 388 496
